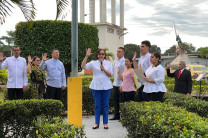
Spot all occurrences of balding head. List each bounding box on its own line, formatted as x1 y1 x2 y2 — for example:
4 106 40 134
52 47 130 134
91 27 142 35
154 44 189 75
179 61 186 70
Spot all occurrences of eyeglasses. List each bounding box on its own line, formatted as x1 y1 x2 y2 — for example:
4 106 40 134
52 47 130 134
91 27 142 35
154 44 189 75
98 53 105 55
35 60 41 62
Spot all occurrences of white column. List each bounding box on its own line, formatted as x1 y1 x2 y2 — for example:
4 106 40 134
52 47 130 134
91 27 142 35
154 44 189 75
111 0 116 24
80 0 85 23
89 0 95 23
120 0 124 27
100 0 106 23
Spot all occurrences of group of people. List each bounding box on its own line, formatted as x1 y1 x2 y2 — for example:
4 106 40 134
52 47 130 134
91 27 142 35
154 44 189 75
0 46 66 100
81 40 192 129
0 42 192 130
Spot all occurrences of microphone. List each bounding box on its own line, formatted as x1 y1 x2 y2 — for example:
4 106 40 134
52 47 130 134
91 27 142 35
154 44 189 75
100 59 103 71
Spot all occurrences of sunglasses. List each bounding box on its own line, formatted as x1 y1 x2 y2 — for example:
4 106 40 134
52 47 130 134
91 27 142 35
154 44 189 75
35 60 41 62
98 53 105 55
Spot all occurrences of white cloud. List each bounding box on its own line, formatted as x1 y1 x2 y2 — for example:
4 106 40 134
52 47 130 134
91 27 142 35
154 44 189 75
0 0 208 53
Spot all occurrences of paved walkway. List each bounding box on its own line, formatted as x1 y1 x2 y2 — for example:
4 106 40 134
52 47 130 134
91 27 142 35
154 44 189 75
82 115 127 138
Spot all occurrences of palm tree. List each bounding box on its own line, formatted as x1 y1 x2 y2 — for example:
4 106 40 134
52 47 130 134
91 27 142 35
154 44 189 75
0 0 35 24
0 0 70 25
104 48 115 60
0 31 15 46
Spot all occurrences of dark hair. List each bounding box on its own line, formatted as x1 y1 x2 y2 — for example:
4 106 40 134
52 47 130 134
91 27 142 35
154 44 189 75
118 47 125 52
141 40 151 49
52 48 59 54
125 57 134 68
31 56 40 66
12 45 20 51
96 49 106 59
152 52 161 67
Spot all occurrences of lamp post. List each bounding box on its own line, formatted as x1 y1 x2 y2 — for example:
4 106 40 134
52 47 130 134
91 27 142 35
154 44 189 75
71 0 78 77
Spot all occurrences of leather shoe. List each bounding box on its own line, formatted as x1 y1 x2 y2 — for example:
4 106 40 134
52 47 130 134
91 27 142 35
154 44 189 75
109 117 120 120
92 124 99 129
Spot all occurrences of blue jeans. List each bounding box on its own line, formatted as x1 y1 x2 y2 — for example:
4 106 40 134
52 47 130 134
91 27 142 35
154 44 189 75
92 89 111 124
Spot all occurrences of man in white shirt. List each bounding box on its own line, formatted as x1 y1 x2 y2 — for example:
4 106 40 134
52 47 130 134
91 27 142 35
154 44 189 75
0 46 28 100
110 47 125 120
133 40 152 102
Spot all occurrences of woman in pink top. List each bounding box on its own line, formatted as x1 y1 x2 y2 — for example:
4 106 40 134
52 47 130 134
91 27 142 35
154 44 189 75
118 58 136 102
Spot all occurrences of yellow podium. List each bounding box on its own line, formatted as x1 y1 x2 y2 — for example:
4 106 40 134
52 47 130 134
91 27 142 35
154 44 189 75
67 77 82 126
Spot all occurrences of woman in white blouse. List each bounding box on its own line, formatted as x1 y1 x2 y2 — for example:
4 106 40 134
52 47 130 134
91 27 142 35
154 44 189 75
81 48 113 129
143 52 167 102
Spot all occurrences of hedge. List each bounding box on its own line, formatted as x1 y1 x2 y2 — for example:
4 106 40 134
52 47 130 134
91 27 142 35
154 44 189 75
15 20 99 75
120 101 208 138
3 76 115 114
0 69 7 84
164 92 208 117
0 99 63 137
36 117 86 138
2 76 208 114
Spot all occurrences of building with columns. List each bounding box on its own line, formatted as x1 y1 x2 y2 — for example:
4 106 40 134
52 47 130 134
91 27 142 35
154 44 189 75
79 0 126 58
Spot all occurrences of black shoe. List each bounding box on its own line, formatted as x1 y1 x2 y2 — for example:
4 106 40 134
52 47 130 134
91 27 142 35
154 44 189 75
109 117 120 120
104 126 108 129
92 124 99 129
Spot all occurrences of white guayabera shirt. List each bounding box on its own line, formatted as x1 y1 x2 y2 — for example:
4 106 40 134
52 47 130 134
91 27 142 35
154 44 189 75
84 60 113 90
0 56 28 88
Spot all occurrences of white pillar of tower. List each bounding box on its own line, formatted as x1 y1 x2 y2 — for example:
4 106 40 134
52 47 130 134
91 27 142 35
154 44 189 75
111 0 116 24
100 0 106 23
80 0 85 23
120 0 124 27
89 0 95 23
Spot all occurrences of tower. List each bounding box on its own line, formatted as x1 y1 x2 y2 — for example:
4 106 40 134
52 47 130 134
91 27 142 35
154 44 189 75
80 0 126 59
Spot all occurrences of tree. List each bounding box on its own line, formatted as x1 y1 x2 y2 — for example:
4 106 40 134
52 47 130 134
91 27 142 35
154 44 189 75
164 45 176 55
104 48 115 60
124 43 140 59
0 0 35 24
182 42 196 54
199 47 208 58
150 45 161 53
164 42 196 55
0 0 69 24
0 31 15 46
0 46 12 57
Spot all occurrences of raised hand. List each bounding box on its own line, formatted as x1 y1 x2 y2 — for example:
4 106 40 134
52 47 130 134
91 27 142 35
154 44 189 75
28 55 32 63
0 52 4 62
166 62 171 69
42 53 48 61
132 51 137 60
85 48 92 57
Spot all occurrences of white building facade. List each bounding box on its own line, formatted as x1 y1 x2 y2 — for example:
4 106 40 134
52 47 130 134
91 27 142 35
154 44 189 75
79 0 126 58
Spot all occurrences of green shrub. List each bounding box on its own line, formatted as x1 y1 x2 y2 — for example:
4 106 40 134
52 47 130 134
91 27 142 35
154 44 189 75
15 20 99 75
0 99 63 137
120 101 208 138
36 117 86 138
0 69 7 84
164 92 208 117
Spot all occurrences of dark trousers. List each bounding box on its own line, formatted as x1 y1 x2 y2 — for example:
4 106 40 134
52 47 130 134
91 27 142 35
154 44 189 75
123 91 135 102
112 86 124 118
46 85 62 100
142 92 165 102
8 88 23 100
137 85 144 102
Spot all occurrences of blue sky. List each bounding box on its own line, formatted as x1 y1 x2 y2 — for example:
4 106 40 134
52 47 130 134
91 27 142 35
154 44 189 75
1 0 208 53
